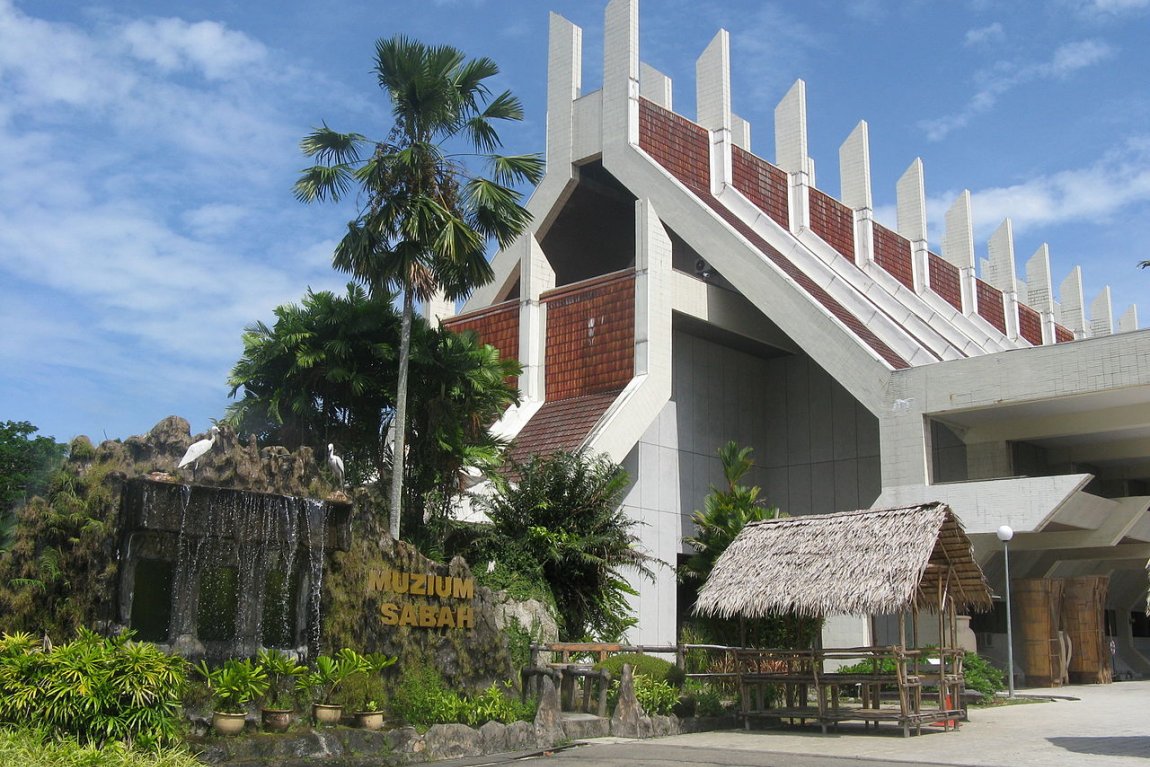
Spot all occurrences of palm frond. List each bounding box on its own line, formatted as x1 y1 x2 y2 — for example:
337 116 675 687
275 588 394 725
293 164 358 203
299 126 368 163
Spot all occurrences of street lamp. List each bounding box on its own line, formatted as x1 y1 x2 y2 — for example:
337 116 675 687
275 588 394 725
997 524 1015 698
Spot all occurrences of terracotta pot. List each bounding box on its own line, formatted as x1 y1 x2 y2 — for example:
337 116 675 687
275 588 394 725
312 702 342 726
212 711 247 736
261 707 293 733
354 711 385 730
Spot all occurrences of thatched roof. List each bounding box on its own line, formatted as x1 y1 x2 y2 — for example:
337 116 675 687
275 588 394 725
693 503 992 620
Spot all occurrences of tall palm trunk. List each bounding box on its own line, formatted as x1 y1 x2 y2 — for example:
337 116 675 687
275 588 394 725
389 289 414 540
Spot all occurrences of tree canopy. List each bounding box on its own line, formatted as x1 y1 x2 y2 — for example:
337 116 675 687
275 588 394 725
294 35 543 541
0 421 68 550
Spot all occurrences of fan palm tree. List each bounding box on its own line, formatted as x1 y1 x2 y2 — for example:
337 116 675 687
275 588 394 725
294 36 543 540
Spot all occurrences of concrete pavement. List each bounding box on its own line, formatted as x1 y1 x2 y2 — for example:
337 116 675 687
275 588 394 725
441 681 1150 767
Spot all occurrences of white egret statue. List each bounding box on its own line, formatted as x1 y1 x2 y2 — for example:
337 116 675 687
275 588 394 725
327 443 345 489
177 425 219 480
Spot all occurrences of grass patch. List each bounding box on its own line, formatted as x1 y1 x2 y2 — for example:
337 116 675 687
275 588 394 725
0 727 200 767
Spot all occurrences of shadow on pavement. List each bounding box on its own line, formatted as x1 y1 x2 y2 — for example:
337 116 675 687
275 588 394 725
1048 736 1150 759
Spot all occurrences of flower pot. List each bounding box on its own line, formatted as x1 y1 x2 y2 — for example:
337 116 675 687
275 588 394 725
312 702 342 726
261 707 293 733
212 711 247 736
354 711 385 730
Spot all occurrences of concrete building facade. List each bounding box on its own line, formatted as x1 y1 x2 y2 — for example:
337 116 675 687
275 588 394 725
441 0 1150 681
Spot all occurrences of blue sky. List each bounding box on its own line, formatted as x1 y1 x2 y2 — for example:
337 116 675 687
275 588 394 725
2 0 1148 443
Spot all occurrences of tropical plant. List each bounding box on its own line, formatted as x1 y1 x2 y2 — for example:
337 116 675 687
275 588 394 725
294 34 543 541
680 441 783 585
389 663 461 729
0 629 186 748
0 421 67 551
198 658 268 714
226 285 520 543
297 648 367 706
962 650 1006 700
475 450 660 641
0 727 202 767
256 648 306 710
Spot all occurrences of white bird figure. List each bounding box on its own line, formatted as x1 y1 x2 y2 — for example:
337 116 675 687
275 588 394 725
177 426 219 479
327 443 345 489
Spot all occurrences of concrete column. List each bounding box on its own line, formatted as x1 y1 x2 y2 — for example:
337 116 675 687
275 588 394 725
422 290 455 326
1118 305 1140 333
839 121 873 268
1059 267 1087 338
638 62 671 109
696 29 732 194
635 198 672 379
987 219 1020 340
602 0 639 155
519 235 554 402
775 79 811 234
896 158 930 293
1025 244 1056 344
1090 287 1113 337
942 190 977 316
546 13 582 182
731 113 751 150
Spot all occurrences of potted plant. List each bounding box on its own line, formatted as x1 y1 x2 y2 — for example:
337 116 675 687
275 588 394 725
346 652 397 730
298 648 364 725
198 658 269 736
256 649 305 732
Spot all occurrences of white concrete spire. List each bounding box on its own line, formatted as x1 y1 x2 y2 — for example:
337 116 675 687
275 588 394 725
696 29 732 194
1118 305 1139 333
602 0 638 151
839 121 873 268
639 62 671 109
896 158 929 293
1059 266 1087 337
775 79 810 233
1089 287 1113 337
942 190 976 315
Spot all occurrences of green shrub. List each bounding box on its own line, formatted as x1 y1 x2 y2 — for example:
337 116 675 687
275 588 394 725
390 665 462 730
0 629 186 748
0 727 201 767
963 651 1005 699
595 653 684 688
196 658 268 714
683 680 725 718
633 675 678 715
456 683 535 726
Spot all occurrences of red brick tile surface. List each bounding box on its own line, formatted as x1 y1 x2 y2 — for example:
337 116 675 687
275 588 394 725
542 270 635 401
873 223 914 290
1055 324 1075 343
975 278 1007 334
927 253 963 311
731 146 789 228
1018 304 1043 346
443 299 521 388
506 390 622 466
809 189 855 262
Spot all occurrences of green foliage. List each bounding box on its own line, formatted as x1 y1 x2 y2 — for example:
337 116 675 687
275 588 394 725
0 727 201 767
680 441 783 585
595 653 684 688
683 679 725 718
0 451 122 636
474 450 660 641
963 651 1006 699
0 629 187 748
389 664 461 730
255 649 305 710
633 675 679 716
389 664 532 730
225 284 521 544
503 616 538 673
295 34 543 541
297 648 378 706
197 658 268 714
0 421 68 548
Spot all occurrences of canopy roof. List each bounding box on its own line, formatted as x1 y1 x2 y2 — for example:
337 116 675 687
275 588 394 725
694 503 993 620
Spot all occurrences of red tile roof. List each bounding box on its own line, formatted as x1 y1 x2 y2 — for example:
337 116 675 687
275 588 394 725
506 390 622 466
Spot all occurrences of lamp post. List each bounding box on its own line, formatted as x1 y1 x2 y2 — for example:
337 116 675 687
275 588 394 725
997 524 1015 698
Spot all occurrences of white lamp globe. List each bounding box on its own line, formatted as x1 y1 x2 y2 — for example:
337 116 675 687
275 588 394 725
996 524 1014 542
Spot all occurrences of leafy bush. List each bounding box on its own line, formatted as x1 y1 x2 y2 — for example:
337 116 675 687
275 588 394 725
0 629 186 748
595 653 685 688
682 680 725 718
963 651 1005 699
456 683 535 726
196 658 268 714
0 727 201 767
256 649 305 710
390 665 461 730
634 675 679 716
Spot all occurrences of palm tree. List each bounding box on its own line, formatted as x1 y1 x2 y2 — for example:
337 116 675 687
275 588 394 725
294 36 543 540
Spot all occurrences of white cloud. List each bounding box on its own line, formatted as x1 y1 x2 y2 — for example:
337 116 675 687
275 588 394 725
729 4 826 103
919 39 1114 141
923 136 1150 240
964 22 1005 48
120 18 267 81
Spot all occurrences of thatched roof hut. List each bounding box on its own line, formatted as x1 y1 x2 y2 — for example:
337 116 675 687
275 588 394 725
694 502 992 621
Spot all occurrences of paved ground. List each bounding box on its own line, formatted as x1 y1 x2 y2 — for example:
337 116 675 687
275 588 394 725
440 681 1150 767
